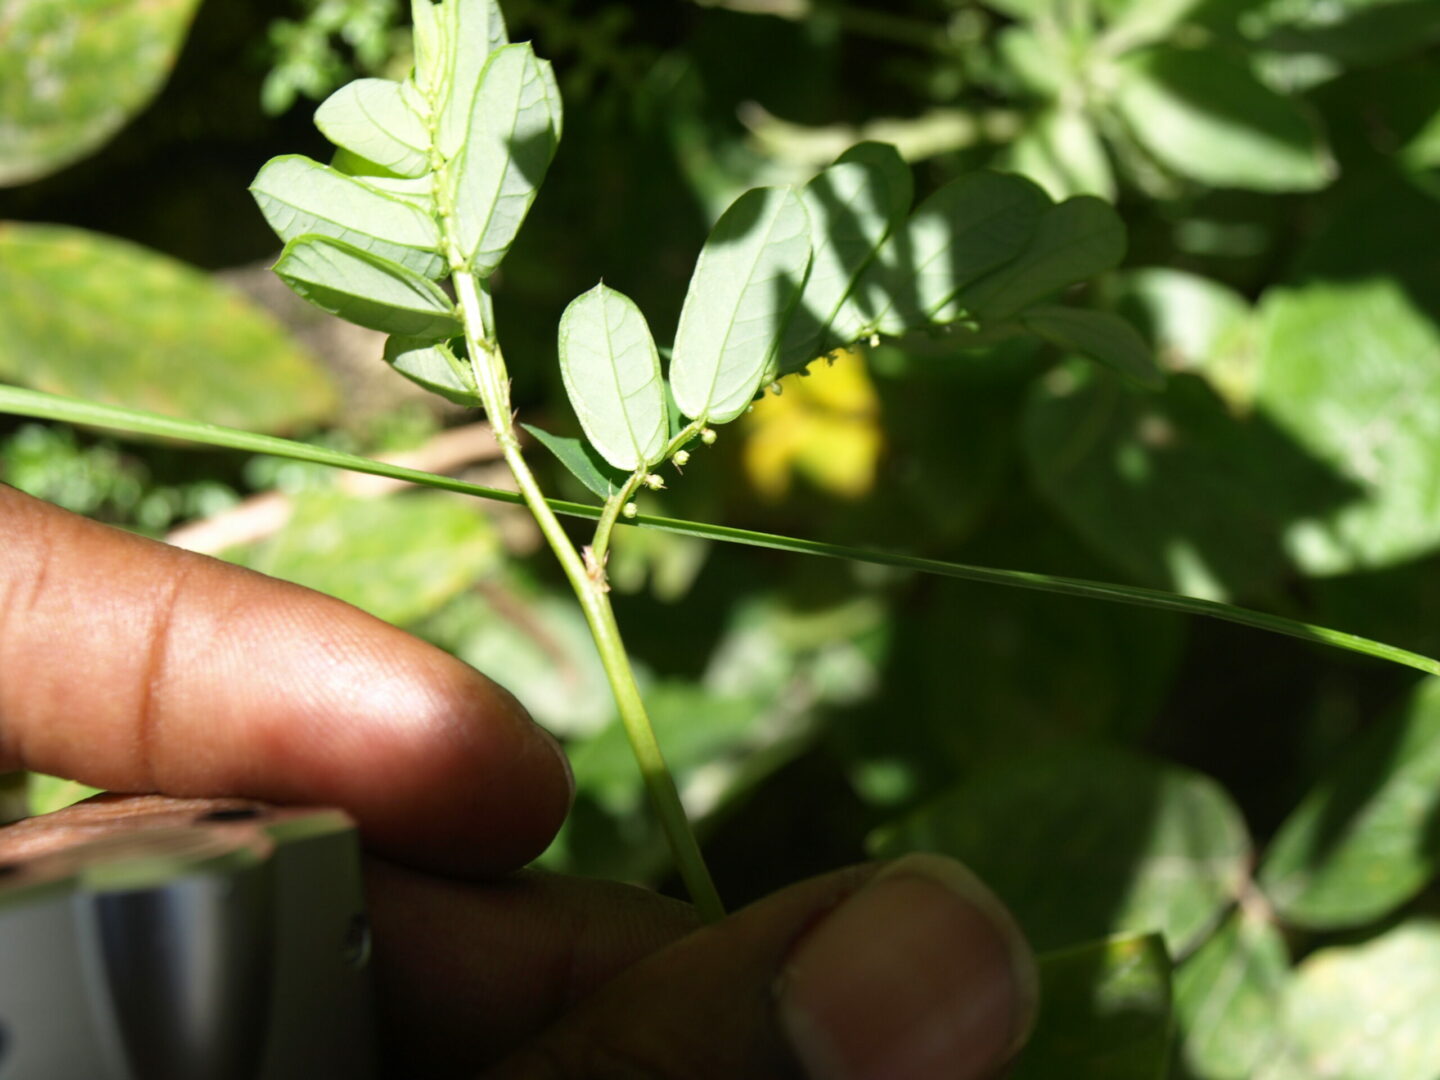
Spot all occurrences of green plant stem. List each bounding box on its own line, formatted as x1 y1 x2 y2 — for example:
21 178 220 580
4 385 1438 680
591 420 706 566
452 271 725 924
592 470 646 566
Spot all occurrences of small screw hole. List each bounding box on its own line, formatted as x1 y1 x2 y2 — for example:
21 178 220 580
196 807 264 823
341 913 372 971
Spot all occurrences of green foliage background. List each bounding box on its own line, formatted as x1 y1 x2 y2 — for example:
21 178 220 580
4 0 1440 1075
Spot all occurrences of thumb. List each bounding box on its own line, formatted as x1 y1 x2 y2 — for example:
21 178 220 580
486 854 1038 1080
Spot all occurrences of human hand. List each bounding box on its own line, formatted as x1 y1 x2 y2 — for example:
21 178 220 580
0 483 1036 1079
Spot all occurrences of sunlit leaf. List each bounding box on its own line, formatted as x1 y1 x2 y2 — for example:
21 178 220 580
1174 907 1290 1080
671 186 813 423
1110 268 1253 403
239 490 500 626
0 223 336 431
1258 920 1440 1080
384 335 480 407
273 234 461 338
869 745 1251 953
558 284 668 471
1259 675 1440 929
0 0 202 186
1011 933 1174 1080
1112 46 1333 192
435 0 510 161
314 78 432 179
1022 305 1162 389
25 773 102 816
1006 109 1116 202
447 43 560 275
954 196 1127 322
251 155 445 279
1255 278 1440 576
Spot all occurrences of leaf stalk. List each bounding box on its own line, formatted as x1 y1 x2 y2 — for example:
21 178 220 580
453 270 725 923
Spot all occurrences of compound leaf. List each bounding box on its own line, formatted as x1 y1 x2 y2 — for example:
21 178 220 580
314 77 432 179
558 284 667 471
251 155 445 279
274 234 461 338
447 42 560 275
670 186 813 424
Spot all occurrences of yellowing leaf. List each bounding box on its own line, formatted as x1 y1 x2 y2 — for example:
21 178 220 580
741 349 882 501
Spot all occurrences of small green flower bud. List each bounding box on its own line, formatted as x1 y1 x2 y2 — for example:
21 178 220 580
673 449 691 467
700 428 717 445
644 473 666 490
622 502 638 518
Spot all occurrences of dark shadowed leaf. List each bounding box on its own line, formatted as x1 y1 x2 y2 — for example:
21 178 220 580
1259 676 1440 929
1011 933 1174 1080
521 423 628 500
954 196 1127 322
1023 305 1162 389
869 745 1250 953
1023 365 1359 601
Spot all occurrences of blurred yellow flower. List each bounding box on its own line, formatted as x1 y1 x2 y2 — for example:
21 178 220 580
741 348 882 500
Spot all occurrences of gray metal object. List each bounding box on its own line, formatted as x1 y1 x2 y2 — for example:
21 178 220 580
0 795 377 1080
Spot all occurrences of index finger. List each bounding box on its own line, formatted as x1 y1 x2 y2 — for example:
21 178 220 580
0 484 572 875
